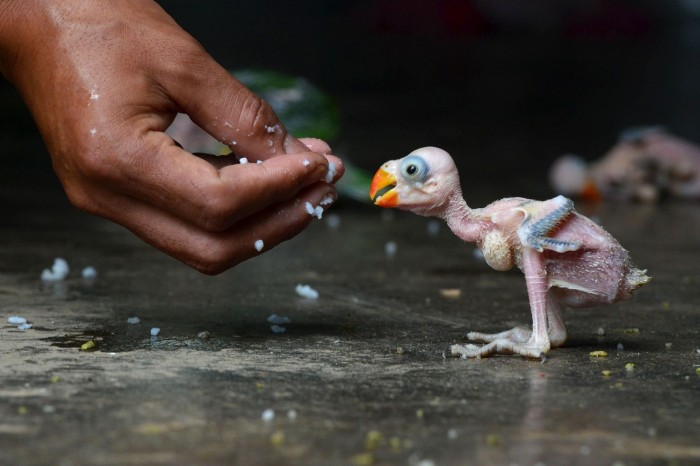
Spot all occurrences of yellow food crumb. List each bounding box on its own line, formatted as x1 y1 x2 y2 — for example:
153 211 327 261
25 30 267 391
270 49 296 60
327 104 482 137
255 382 264 391
589 350 608 357
364 430 384 451
601 370 613 377
389 436 402 451
695 367 700 376
351 452 374 466
439 288 462 299
18 406 28 415
624 328 640 335
50 375 61 383
415 408 425 419
80 341 95 351
625 363 636 371
270 431 285 446
486 434 502 446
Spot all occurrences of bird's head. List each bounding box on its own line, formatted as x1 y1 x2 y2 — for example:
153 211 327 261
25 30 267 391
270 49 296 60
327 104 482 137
369 146 461 217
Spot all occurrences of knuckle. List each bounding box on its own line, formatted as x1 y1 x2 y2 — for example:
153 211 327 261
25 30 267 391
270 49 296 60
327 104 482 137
196 184 240 232
188 242 240 275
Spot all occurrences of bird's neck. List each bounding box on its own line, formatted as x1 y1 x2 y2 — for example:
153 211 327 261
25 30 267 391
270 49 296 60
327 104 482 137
442 195 483 244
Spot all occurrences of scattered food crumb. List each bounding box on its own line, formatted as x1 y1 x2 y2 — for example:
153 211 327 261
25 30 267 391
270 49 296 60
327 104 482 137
625 363 636 371
150 327 160 337
617 343 624 351
267 314 291 325
41 258 69 281
261 408 275 422
81 266 97 279
665 342 672 348
17 323 32 331
50 375 61 383
80 341 95 351
326 213 341 229
256 382 264 391
385 241 397 257
589 350 609 357
254 239 264 252
396 346 404 355
295 284 319 300
7 316 27 325
303 159 310 166
127 317 141 325
325 161 336 183
596 327 606 336
270 431 285 446
427 220 441 237
695 367 700 375
320 194 334 206
364 430 384 451
270 325 286 334
486 434 502 446
602 370 613 377
314 205 324 219
415 408 424 419
439 288 462 299
239 157 248 164
305 202 315 216
351 453 374 466
624 328 640 334
197 331 210 339
287 409 298 421
447 428 459 440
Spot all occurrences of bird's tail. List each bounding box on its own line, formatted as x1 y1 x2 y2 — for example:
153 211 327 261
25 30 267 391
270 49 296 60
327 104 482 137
627 268 651 290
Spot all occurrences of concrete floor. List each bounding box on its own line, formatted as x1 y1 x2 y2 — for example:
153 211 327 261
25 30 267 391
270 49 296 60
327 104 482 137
2 9 700 465
1 181 699 465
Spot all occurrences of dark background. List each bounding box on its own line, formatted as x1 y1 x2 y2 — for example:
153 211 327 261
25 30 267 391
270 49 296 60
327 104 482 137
3 0 700 203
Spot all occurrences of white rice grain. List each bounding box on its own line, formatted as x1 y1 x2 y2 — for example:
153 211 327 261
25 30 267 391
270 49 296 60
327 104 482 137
325 213 341 229
303 159 310 166
239 157 249 164
270 325 286 334
314 206 324 219
385 241 397 257
254 239 264 252
41 258 69 281
295 284 319 300
150 327 160 336
17 323 32 331
304 202 315 216
267 314 291 325
81 266 97 279
7 316 27 325
325 162 336 183
127 317 140 325
261 408 275 422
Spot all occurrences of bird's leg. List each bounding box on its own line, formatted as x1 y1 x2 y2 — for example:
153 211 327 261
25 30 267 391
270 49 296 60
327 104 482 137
447 248 552 359
546 294 567 348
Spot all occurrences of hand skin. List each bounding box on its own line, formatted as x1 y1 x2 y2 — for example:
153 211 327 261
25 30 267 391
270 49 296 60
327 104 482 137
0 0 343 274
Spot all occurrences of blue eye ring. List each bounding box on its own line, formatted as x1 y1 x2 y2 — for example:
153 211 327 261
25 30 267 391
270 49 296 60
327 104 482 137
400 155 429 182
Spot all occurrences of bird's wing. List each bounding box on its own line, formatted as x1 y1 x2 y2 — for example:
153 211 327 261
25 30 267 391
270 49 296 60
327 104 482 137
515 195 581 252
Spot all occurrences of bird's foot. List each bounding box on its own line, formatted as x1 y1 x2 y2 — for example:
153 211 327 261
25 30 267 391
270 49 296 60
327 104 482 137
446 337 549 360
467 327 532 344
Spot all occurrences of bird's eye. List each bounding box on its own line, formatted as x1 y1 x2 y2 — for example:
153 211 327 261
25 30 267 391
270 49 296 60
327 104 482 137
400 155 429 182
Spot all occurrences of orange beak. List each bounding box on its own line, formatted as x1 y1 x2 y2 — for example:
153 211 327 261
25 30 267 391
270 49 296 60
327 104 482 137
369 166 399 207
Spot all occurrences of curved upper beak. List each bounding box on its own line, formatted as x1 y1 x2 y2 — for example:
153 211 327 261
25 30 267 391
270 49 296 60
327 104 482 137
369 166 399 207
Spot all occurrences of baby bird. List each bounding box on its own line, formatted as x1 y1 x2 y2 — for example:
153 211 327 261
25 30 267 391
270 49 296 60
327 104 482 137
370 147 649 359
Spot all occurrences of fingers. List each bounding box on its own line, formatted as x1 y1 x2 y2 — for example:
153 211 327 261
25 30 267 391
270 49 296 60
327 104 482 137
81 179 337 274
162 56 308 159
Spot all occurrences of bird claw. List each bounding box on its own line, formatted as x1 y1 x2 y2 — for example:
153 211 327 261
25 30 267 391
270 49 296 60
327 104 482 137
446 339 549 360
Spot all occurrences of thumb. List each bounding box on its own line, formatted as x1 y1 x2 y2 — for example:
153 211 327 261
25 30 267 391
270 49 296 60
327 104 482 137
164 54 307 159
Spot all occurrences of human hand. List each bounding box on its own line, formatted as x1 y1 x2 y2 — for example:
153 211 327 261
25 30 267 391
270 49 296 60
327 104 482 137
0 0 343 273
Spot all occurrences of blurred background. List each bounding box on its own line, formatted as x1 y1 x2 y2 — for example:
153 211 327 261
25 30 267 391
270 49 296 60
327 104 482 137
3 0 700 204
